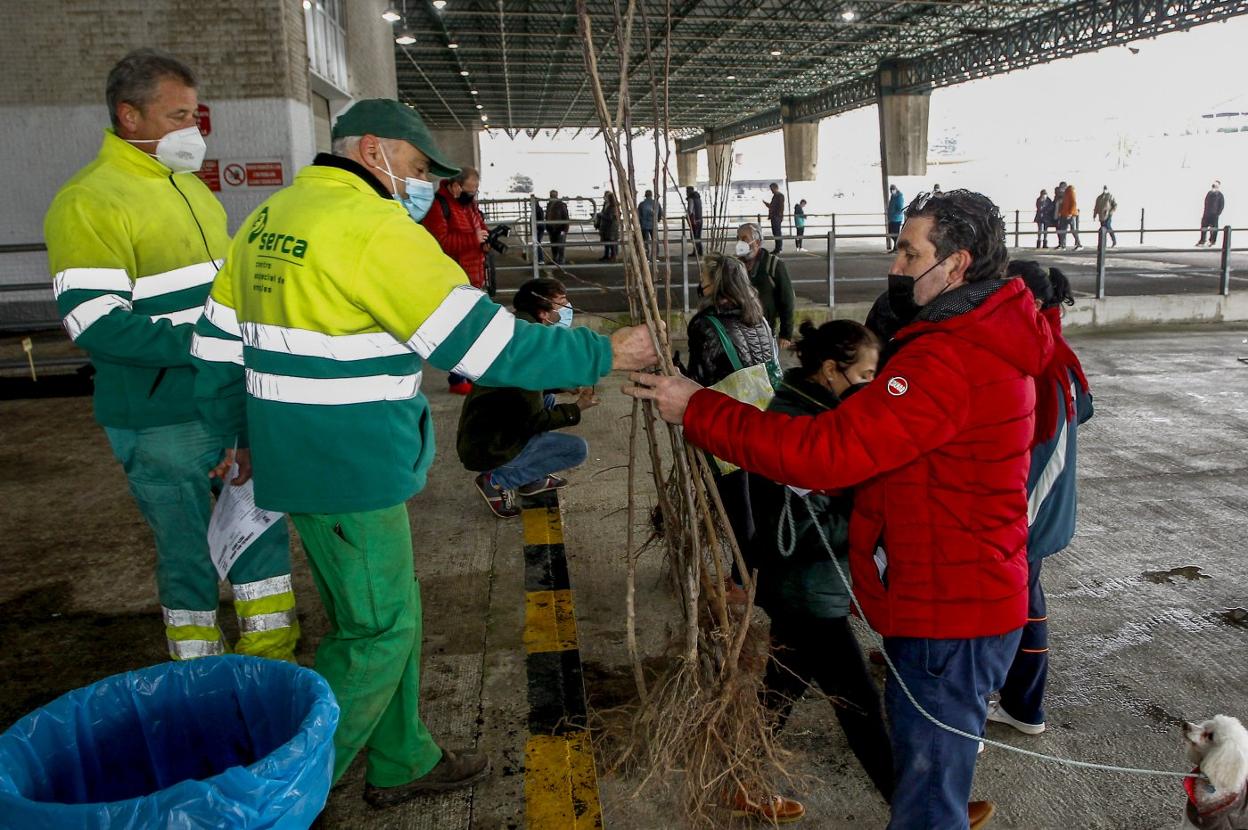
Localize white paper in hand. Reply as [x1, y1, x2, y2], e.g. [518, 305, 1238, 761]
[208, 462, 285, 580]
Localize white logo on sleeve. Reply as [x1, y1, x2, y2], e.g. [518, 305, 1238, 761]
[887, 376, 909, 397]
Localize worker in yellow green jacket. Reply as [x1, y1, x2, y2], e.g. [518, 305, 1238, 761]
[42, 49, 298, 662]
[191, 98, 659, 807]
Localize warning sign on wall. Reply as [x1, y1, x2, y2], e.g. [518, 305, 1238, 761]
[222, 163, 246, 187]
[195, 159, 221, 192]
[245, 162, 284, 187]
[195, 103, 212, 136]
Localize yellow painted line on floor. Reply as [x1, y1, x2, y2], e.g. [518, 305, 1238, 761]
[523, 505, 564, 545]
[524, 733, 603, 829]
[524, 589, 579, 654]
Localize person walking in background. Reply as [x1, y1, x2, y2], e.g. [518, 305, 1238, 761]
[736, 222, 796, 350]
[887, 184, 905, 251]
[638, 189, 662, 257]
[1056, 181, 1082, 250]
[793, 199, 808, 249]
[686, 185, 704, 257]
[1198, 180, 1225, 247]
[1034, 189, 1054, 249]
[764, 182, 785, 253]
[597, 191, 620, 262]
[545, 189, 569, 264]
[1093, 186, 1118, 247]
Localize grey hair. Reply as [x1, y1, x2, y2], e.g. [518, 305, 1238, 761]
[452, 166, 479, 185]
[737, 222, 763, 244]
[704, 255, 764, 326]
[106, 49, 197, 129]
[331, 135, 362, 155]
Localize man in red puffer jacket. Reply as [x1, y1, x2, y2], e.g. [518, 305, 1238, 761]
[626, 189, 1054, 830]
[424, 166, 489, 394]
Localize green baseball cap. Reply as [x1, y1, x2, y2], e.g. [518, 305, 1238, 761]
[332, 99, 461, 179]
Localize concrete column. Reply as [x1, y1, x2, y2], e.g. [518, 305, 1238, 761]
[676, 150, 698, 187]
[876, 60, 930, 177]
[779, 97, 819, 183]
[706, 141, 734, 184]
[429, 128, 482, 173]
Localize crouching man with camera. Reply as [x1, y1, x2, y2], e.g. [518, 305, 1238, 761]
[423, 164, 494, 394]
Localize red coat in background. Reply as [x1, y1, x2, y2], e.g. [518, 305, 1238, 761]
[422, 182, 488, 288]
[683, 278, 1054, 640]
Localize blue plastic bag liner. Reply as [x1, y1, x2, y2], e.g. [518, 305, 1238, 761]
[0, 655, 338, 829]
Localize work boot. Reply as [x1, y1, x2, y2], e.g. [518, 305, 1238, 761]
[475, 474, 519, 519]
[516, 474, 568, 496]
[363, 748, 491, 808]
[729, 790, 806, 824]
[969, 800, 996, 829]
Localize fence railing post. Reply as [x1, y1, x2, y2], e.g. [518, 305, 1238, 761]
[1139, 207, 1145, 246]
[1096, 224, 1107, 299]
[827, 229, 836, 309]
[681, 220, 690, 314]
[529, 204, 540, 280]
[1014, 210, 1020, 248]
[1220, 226, 1232, 296]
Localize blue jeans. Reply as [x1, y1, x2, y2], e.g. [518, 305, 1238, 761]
[998, 558, 1048, 726]
[488, 431, 588, 490]
[884, 629, 1023, 830]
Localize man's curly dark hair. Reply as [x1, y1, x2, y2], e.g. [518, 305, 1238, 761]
[904, 189, 1008, 284]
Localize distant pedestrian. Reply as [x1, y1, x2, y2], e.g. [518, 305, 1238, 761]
[887, 185, 905, 251]
[546, 190, 569, 264]
[1092, 186, 1117, 247]
[1034, 190, 1054, 249]
[638, 190, 662, 257]
[794, 199, 808, 249]
[1056, 181, 1082, 250]
[764, 182, 785, 253]
[596, 191, 620, 261]
[1198, 180, 1225, 247]
[531, 194, 546, 264]
[686, 186, 704, 257]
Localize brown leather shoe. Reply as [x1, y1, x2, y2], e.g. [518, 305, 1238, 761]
[729, 790, 806, 823]
[969, 800, 996, 829]
[363, 748, 491, 808]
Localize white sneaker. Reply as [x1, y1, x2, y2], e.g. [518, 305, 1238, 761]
[986, 700, 1046, 735]
[977, 741, 985, 755]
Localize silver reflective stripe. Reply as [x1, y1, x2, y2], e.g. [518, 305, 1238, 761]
[63, 293, 132, 339]
[1027, 383, 1074, 526]
[131, 260, 221, 301]
[245, 369, 422, 405]
[406, 285, 485, 357]
[238, 609, 296, 633]
[162, 607, 219, 628]
[191, 332, 244, 365]
[151, 307, 203, 326]
[203, 296, 242, 336]
[53, 267, 131, 298]
[168, 637, 225, 659]
[452, 306, 515, 380]
[233, 574, 293, 602]
[241, 321, 409, 361]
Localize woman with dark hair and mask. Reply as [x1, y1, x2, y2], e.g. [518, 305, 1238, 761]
[746, 319, 896, 807]
[684, 254, 778, 550]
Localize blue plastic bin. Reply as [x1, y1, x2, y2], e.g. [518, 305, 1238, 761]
[0, 655, 338, 829]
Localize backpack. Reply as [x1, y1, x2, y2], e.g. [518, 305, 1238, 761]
[433, 193, 453, 222]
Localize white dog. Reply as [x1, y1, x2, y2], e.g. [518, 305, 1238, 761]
[1182, 715, 1248, 829]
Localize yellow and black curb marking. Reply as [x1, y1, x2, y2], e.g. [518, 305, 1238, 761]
[520, 489, 603, 829]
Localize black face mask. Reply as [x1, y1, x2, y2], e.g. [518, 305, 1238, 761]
[886, 253, 952, 324]
[840, 380, 870, 400]
[457, 192, 476, 205]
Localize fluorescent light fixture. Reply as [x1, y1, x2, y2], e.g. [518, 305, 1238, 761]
[433, 0, 447, 8]
[476, 104, 484, 109]
[460, 70, 470, 76]
[447, 41, 459, 49]
[481, 114, 488, 121]
[841, 9, 856, 20]
[395, 31, 416, 45]
[470, 90, 479, 95]
[382, 7, 401, 21]
[770, 49, 782, 56]
[726, 74, 736, 80]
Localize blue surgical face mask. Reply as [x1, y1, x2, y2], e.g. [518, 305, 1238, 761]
[374, 143, 435, 222]
[556, 303, 574, 327]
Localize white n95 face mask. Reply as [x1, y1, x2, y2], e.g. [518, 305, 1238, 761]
[127, 126, 207, 173]
[734, 240, 752, 258]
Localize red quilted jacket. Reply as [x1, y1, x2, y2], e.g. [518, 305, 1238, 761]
[684, 278, 1054, 638]
[422, 183, 487, 288]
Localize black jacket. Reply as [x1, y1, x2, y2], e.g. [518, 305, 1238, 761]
[456, 312, 581, 471]
[747, 249, 796, 340]
[1034, 196, 1054, 225]
[687, 192, 703, 227]
[1204, 189, 1225, 219]
[685, 306, 776, 387]
[747, 368, 854, 619]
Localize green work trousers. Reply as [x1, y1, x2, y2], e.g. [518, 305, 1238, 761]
[105, 419, 298, 661]
[290, 504, 443, 786]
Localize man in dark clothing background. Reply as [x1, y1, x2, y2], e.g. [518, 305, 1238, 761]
[686, 185, 704, 256]
[1198, 180, 1225, 246]
[736, 222, 795, 349]
[764, 182, 785, 253]
[546, 190, 569, 263]
[530, 193, 546, 264]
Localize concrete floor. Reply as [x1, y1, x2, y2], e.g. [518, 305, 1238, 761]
[2, 323, 1247, 828]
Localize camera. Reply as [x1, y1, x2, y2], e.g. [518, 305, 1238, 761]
[486, 224, 510, 254]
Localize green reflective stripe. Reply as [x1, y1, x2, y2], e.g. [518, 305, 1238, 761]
[242, 321, 410, 361]
[246, 369, 422, 405]
[406, 284, 486, 356]
[191, 332, 243, 364]
[426, 294, 503, 370]
[62, 294, 131, 339]
[450, 305, 514, 380]
[241, 346, 420, 380]
[234, 590, 296, 619]
[204, 295, 241, 337]
[132, 283, 214, 318]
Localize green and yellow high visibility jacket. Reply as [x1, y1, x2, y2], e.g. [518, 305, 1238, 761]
[192, 154, 613, 514]
[44, 129, 228, 428]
